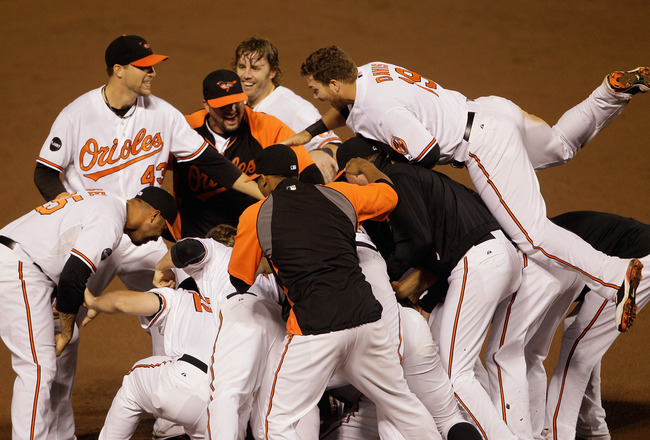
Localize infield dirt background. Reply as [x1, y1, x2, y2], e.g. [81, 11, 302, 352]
[1, 1, 649, 438]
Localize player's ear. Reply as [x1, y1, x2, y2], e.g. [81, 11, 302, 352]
[329, 79, 340, 93]
[202, 100, 211, 113]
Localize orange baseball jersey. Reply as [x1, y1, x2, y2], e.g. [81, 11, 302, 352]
[36, 88, 211, 199]
[228, 178, 397, 336]
[174, 106, 318, 235]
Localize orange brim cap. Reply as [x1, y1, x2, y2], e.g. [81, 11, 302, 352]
[131, 54, 169, 67]
[245, 173, 261, 183]
[206, 92, 248, 108]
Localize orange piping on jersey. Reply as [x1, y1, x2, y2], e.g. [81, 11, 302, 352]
[455, 393, 489, 440]
[36, 157, 64, 172]
[71, 249, 97, 272]
[492, 291, 518, 423]
[314, 136, 341, 150]
[265, 334, 294, 440]
[551, 298, 608, 440]
[171, 140, 210, 163]
[414, 138, 438, 162]
[146, 293, 168, 329]
[447, 257, 468, 378]
[126, 359, 172, 375]
[468, 152, 620, 291]
[19, 262, 41, 440]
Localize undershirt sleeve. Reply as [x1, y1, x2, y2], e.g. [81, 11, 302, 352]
[56, 254, 93, 314]
[34, 163, 67, 201]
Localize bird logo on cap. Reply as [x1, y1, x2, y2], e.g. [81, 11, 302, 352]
[217, 81, 237, 91]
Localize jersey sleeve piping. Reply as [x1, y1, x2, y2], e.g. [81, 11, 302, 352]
[70, 248, 97, 272]
[36, 157, 64, 172]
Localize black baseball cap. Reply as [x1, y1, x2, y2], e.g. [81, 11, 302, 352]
[203, 69, 249, 108]
[105, 35, 168, 68]
[134, 187, 179, 240]
[245, 144, 299, 182]
[335, 137, 379, 180]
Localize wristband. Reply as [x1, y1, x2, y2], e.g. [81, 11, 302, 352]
[305, 119, 328, 137]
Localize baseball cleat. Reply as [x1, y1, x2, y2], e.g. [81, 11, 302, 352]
[615, 258, 643, 332]
[606, 67, 650, 94]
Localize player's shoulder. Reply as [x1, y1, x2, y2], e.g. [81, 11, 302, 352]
[58, 87, 103, 116]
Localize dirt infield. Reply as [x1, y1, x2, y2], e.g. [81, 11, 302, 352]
[1, 0, 649, 438]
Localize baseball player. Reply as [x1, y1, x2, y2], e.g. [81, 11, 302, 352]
[0, 186, 177, 440]
[152, 226, 286, 440]
[336, 136, 523, 439]
[511, 211, 650, 440]
[233, 37, 341, 182]
[84, 283, 214, 440]
[289, 46, 646, 332]
[33, 35, 263, 440]
[175, 69, 323, 237]
[228, 144, 441, 439]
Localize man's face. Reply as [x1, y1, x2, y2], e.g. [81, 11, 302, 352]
[123, 64, 156, 97]
[204, 101, 246, 134]
[306, 76, 345, 110]
[128, 211, 165, 246]
[236, 53, 276, 105]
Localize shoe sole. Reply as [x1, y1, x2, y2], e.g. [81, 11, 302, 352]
[608, 67, 650, 94]
[616, 259, 643, 332]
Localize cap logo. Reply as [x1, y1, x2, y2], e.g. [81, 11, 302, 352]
[290, 165, 297, 171]
[217, 81, 237, 91]
[140, 41, 151, 50]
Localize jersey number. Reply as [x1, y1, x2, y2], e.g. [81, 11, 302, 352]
[395, 68, 439, 96]
[35, 190, 106, 215]
[189, 290, 212, 313]
[140, 162, 168, 186]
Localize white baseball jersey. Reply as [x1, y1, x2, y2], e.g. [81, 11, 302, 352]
[37, 87, 209, 198]
[140, 286, 216, 367]
[178, 237, 282, 306]
[253, 85, 341, 151]
[346, 62, 467, 164]
[0, 189, 125, 282]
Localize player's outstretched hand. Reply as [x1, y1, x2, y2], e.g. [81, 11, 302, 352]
[309, 149, 338, 183]
[153, 268, 176, 288]
[281, 130, 313, 147]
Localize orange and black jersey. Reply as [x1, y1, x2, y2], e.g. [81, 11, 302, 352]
[173, 107, 323, 237]
[228, 178, 398, 336]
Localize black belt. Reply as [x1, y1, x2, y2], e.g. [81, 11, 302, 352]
[179, 354, 208, 373]
[452, 111, 475, 169]
[356, 241, 377, 252]
[0, 235, 17, 250]
[475, 231, 495, 245]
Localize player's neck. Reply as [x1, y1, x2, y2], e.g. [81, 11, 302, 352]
[248, 84, 276, 108]
[104, 82, 138, 110]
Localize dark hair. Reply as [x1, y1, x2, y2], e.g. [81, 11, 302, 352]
[233, 37, 282, 87]
[300, 46, 357, 85]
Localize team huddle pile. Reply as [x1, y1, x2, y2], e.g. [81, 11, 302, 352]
[0, 34, 647, 440]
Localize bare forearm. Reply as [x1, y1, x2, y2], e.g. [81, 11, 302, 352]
[88, 290, 160, 316]
[392, 267, 438, 300]
[232, 174, 264, 200]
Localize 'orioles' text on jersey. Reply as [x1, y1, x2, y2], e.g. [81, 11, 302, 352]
[228, 178, 397, 335]
[175, 106, 318, 235]
[36, 87, 215, 199]
[346, 62, 468, 165]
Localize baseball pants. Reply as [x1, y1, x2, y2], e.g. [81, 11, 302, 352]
[49, 235, 169, 440]
[98, 355, 209, 440]
[0, 245, 57, 440]
[485, 258, 582, 439]
[463, 85, 633, 304]
[206, 294, 285, 440]
[429, 230, 522, 440]
[324, 305, 467, 440]
[545, 254, 650, 440]
[261, 319, 439, 440]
